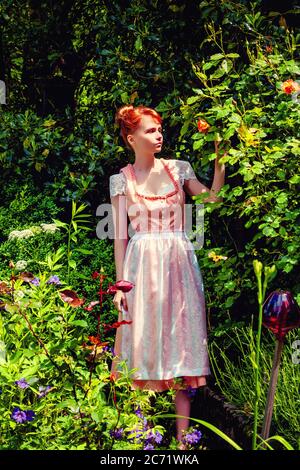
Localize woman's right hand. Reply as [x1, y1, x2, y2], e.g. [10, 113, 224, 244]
[113, 290, 128, 315]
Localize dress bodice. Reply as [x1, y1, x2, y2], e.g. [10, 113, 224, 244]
[109, 158, 198, 234]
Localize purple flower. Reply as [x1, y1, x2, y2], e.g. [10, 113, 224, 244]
[182, 429, 202, 446]
[15, 378, 29, 389]
[11, 407, 27, 423]
[134, 406, 143, 419]
[145, 429, 163, 445]
[47, 275, 61, 285]
[30, 277, 40, 286]
[102, 346, 115, 356]
[25, 410, 35, 421]
[11, 407, 35, 423]
[38, 385, 52, 398]
[153, 430, 163, 444]
[144, 443, 154, 450]
[110, 428, 124, 440]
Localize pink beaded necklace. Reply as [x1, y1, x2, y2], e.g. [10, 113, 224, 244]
[129, 158, 180, 201]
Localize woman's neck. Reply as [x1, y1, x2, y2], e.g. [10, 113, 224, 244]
[133, 154, 157, 172]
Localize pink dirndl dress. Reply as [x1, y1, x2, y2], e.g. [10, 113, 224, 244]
[109, 157, 211, 392]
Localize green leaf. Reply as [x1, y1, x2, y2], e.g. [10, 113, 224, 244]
[186, 95, 201, 105]
[91, 409, 104, 423]
[134, 36, 142, 51]
[262, 226, 277, 237]
[75, 248, 93, 255]
[69, 320, 88, 328]
[69, 260, 77, 269]
[289, 175, 300, 184]
[257, 435, 294, 450]
[51, 218, 67, 228]
[210, 53, 224, 61]
[56, 400, 79, 412]
[193, 139, 203, 150]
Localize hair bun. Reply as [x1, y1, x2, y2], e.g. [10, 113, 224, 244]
[115, 104, 134, 127]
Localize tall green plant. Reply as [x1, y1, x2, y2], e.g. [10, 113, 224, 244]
[52, 201, 93, 283]
[252, 260, 277, 449]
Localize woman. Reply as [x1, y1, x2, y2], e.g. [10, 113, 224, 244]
[109, 104, 225, 449]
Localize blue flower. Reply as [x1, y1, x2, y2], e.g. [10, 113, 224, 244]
[11, 407, 27, 423]
[134, 406, 143, 419]
[153, 430, 163, 444]
[145, 429, 163, 445]
[110, 428, 124, 440]
[144, 443, 154, 450]
[47, 275, 61, 285]
[15, 378, 29, 389]
[30, 277, 40, 286]
[11, 407, 35, 423]
[103, 346, 115, 356]
[182, 429, 202, 446]
[25, 410, 35, 422]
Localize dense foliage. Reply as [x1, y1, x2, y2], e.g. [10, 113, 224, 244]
[0, 0, 299, 450]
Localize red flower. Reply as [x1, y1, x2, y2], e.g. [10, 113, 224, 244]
[59, 289, 85, 307]
[107, 280, 135, 294]
[88, 335, 102, 346]
[111, 320, 133, 328]
[281, 79, 300, 94]
[197, 119, 210, 134]
[103, 320, 133, 332]
[110, 372, 116, 383]
[91, 271, 99, 279]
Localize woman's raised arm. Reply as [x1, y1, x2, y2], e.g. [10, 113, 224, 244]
[184, 141, 226, 202]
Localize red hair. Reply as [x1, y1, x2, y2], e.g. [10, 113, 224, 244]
[115, 104, 163, 151]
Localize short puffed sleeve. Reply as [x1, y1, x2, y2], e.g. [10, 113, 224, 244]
[177, 160, 197, 186]
[109, 173, 126, 197]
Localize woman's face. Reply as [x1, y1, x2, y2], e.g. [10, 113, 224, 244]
[127, 114, 163, 154]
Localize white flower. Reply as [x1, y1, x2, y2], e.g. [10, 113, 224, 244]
[15, 260, 28, 271]
[8, 230, 34, 240]
[8, 231, 20, 240]
[19, 230, 35, 239]
[40, 223, 59, 233]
